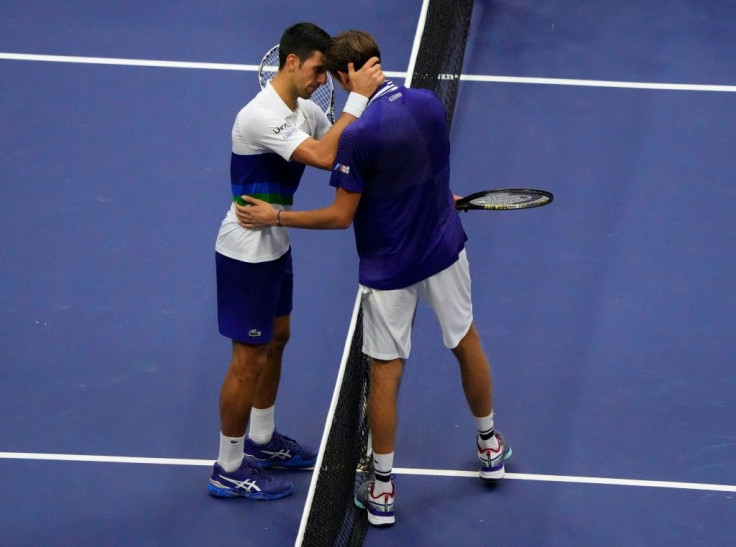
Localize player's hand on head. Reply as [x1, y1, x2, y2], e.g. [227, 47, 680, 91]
[349, 57, 384, 97]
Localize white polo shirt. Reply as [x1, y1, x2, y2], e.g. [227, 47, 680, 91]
[216, 82, 331, 263]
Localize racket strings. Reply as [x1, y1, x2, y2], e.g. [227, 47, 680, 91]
[258, 48, 280, 89]
[309, 75, 335, 118]
[470, 191, 550, 207]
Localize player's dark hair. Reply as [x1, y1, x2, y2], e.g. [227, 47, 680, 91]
[279, 22, 331, 68]
[326, 30, 381, 75]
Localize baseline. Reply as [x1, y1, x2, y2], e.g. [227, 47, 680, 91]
[2, 452, 733, 493]
[2, 52, 734, 92]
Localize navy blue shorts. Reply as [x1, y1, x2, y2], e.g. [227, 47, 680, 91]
[216, 250, 293, 344]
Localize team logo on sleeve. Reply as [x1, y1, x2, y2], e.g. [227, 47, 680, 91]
[334, 163, 351, 175]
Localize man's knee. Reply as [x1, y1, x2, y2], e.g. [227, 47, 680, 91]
[232, 340, 270, 370]
[452, 322, 479, 353]
[271, 315, 291, 349]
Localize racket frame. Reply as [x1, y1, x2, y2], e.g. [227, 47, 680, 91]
[455, 188, 554, 211]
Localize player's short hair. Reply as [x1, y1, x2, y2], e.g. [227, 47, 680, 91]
[278, 22, 331, 69]
[326, 30, 381, 75]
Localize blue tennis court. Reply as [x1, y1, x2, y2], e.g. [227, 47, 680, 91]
[2, 1, 735, 545]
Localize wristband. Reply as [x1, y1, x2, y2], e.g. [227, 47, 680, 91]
[276, 209, 283, 227]
[343, 92, 368, 118]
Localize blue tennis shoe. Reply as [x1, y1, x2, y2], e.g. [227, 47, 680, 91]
[208, 460, 293, 500]
[244, 431, 318, 469]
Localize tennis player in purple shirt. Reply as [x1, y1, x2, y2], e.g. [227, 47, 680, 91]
[238, 30, 511, 527]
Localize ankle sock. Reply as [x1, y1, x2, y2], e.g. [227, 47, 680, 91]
[372, 451, 394, 496]
[475, 411, 500, 450]
[248, 406, 275, 445]
[218, 433, 244, 472]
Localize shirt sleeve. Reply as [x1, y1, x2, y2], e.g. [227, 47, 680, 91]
[329, 126, 365, 193]
[234, 104, 310, 161]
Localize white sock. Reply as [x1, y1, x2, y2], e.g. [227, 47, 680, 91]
[372, 451, 394, 496]
[248, 406, 275, 445]
[217, 433, 244, 472]
[475, 411, 499, 450]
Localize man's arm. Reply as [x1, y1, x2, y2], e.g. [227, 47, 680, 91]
[290, 58, 383, 170]
[236, 188, 360, 230]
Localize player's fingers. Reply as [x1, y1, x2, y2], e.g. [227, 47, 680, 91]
[363, 56, 380, 69]
[348, 57, 381, 76]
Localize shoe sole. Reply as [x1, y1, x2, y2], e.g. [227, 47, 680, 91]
[245, 457, 317, 470]
[207, 482, 293, 500]
[354, 495, 367, 511]
[355, 494, 395, 526]
[367, 512, 395, 527]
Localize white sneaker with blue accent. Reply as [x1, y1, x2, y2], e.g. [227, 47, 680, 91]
[477, 431, 512, 480]
[354, 480, 395, 527]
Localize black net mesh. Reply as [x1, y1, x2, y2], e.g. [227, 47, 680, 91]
[300, 308, 372, 546]
[409, 0, 474, 130]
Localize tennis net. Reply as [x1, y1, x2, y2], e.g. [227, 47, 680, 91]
[408, 0, 474, 130]
[296, 294, 372, 546]
[296, 1, 475, 545]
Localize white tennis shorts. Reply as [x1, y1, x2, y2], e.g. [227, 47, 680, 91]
[361, 249, 473, 360]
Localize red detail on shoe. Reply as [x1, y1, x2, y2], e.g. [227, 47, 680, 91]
[477, 435, 502, 455]
[369, 483, 395, 510]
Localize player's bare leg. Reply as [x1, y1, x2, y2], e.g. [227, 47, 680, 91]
[451, 322, 492, 417]
[368, 357, 404, 454]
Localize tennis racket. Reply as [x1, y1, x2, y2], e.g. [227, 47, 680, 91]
[455, 188, 554, 211]
[258, 44, 336, 123]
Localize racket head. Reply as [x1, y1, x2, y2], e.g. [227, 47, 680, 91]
[257, 44, 335, 123]
[455, 188, 554, 211]
[257, 44, 280, 89]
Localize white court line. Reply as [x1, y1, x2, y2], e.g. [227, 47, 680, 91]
[404, 0, 431, 88]
[1, 452, 734, 493]
[394, 467, 736, 493]
[461, 73, 736, 93]
[0, 52, 258, 71]
[0, 451, 213, 466]
[1, 52, 734, 92]
[0, 52, 405, 79]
